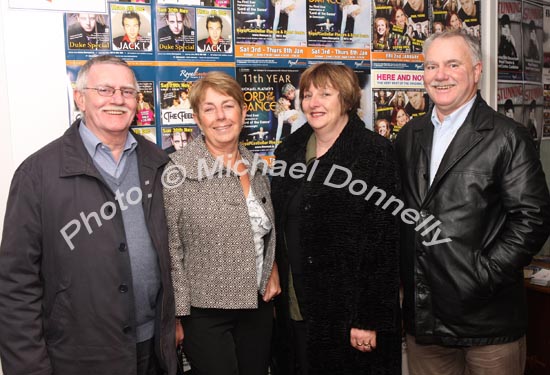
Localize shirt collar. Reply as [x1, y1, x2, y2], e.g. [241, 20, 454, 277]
[122, 34, 142, 43]
[205, 37, 223, 45]
[78, 119, 137, 159]
[431, 95, 476, 128]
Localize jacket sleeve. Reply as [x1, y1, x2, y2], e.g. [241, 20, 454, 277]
[0, 166, 53, 375]
[162, 160, 191, 316]
[475, 124, 550, 294]
[352, 141, 401, 334]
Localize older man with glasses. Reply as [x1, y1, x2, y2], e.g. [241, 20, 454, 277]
[0, 55, 177, 375]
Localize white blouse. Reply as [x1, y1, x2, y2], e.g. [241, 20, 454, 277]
[245, 187, 273, 289]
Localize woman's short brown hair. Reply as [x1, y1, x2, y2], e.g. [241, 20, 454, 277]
[188, 71, 245, 113]
[298, 63, 361, 115]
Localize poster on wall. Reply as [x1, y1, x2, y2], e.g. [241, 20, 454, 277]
[545, 6, 550, 77]
[339, 0, 371, 49]
[431, 0, 449, 27]
[62, 0, 381, 148]
[134, 81, 156, 127]
[237, 67, 305, 155]
[522, 1, 543, 83]
[65, 12, 112, 61]
[403, 0, 429, 53]
[544, 6, 550, 139]
[156, 65, 234, 129]
[357, 69, 372, 130]
[234, 0, 274, 45]
[371, 61, 425, 140]
[307, 0, 340, 47]
[496, 81, 523, 124]
[160, 126, 201, 153]
[111, 3, 154, 55]
[132, 127, 158, 144]
[196, 7, 234, 55]
[371, 88, 427, 140]
[234, 0, 309, 47]
[497, 0, 522, 81]
[66, 13, 111, 52]
[544, 83, 550, 139]
[372, 0, 426, 53]
[523, 83, 543, 150]
[456, 0, 480, 38]
[155, 5, 197, 60]
[159, 81, 195, 126]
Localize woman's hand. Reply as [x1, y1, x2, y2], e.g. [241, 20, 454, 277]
[175, 319, 184, 347]
[262, 261, 281, 302]
[350, 328, 376, 352]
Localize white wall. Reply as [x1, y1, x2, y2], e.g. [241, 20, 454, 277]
[0, 5, 69, 371]
[0, 3, 69, 238]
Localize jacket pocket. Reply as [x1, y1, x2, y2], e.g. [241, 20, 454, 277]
[44, 277, 72, 343]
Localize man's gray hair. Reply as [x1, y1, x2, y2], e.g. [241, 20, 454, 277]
[423, 30, 482, 65]
[75, 55, 138, 91]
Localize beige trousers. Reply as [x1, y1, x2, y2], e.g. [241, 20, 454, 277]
[406, 334, 526, 375]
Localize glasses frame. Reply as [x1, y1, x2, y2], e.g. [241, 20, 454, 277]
[83, 86, 138, 99]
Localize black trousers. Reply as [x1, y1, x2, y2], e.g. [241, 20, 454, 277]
[291, 319, 309, 375]
[137, 338, 162, 375]
[182, 299, 273, 375]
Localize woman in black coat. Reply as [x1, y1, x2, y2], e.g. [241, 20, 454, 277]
[271, 63, 401, 375]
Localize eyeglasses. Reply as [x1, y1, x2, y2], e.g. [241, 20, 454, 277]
[83, 86, 138, 98]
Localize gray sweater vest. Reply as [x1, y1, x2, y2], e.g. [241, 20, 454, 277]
[97, 152, 161, 343]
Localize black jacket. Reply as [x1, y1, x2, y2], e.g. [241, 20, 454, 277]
[271, 115, 401, 375]
[0, 121, 176, 375]
[395, 94, 550, 346]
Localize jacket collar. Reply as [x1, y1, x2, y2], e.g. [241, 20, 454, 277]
[416, 92, 489, 203]
[60, 119, 169, 179]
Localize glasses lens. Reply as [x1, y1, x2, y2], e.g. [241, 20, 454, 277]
[122, 89, 137, 98]
[88, 87, 136, 98]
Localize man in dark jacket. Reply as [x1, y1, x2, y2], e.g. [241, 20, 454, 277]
[0, 55, 176, 375]
[395, 30, 550, 375]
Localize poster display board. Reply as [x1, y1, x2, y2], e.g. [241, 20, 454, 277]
[64, 0, 489, 157]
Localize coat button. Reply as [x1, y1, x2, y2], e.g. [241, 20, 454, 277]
[119, 284, 129, 293]
[118, 243, 127, 252]
[304, 204, 311, 211]
[261, 197, 267, 203]
[306, 256, 313, 264]
[420, 210, 429, 219]
[122, 325, 131, 334]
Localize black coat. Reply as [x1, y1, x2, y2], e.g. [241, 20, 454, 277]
[0, 121, 177, 375]
[271, 115, 401, 375]
[395, 94, 550, 346]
